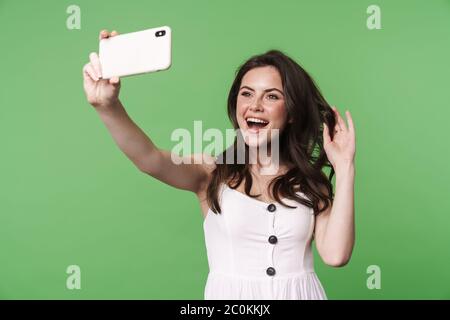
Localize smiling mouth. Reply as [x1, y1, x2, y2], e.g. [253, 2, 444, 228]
[246, 117, 269, 131]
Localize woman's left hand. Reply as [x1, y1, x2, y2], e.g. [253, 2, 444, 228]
[323, 106, 356, 171]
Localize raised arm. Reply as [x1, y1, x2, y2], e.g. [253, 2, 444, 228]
[314, 107, 356, 267]
[82, 30, 214, 194]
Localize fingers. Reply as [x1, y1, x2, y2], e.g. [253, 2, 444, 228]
[83, 62, 120, 87]
[99, 29, 109, 40]
[85, 30, 120, 83]
[89, 52, 102, 79]
[331, 106, 347, 132]
[323, 122, 331, 145]
[99, 29, 119, 39]
[83, 63, 99, 81]
[109, 76, 120, 85]
[345, 110, 355, 134]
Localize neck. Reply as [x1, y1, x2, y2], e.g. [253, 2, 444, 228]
[248, 145, 284, 176]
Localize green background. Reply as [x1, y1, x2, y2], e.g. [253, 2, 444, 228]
[1, 0, 449, 299]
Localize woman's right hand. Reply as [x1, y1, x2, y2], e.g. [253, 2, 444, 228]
[83, 30, 121, 109]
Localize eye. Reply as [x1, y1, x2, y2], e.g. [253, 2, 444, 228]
[241, 91, 251, 97]
[267, 94, 279, 100]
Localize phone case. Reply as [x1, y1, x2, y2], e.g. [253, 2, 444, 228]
[99, 26, 172, 79]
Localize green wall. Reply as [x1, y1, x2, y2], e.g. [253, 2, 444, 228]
[1, 0, 449, 299]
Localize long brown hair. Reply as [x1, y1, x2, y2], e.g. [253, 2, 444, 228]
[207, 50, 336, 215]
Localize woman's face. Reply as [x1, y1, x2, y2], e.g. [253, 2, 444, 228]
[236, 66, 289, 148]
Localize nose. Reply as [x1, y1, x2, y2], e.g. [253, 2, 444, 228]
[249, 95, 264, 112]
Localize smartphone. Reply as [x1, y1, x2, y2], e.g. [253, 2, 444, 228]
[99, 26, 172, 79]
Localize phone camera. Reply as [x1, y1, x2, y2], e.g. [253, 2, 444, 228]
[155, 30, 166, 37]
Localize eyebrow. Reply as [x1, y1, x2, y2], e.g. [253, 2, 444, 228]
[239, 86, 284, 96]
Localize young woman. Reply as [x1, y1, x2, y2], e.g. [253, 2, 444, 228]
[83, 30, 356, 300]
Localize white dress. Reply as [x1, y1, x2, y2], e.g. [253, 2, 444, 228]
[203, 183, 327, 300]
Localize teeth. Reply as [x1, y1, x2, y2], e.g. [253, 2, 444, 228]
[246, 117, 269, 124]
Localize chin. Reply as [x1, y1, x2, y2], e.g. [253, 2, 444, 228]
[238, 128, 278, 149]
